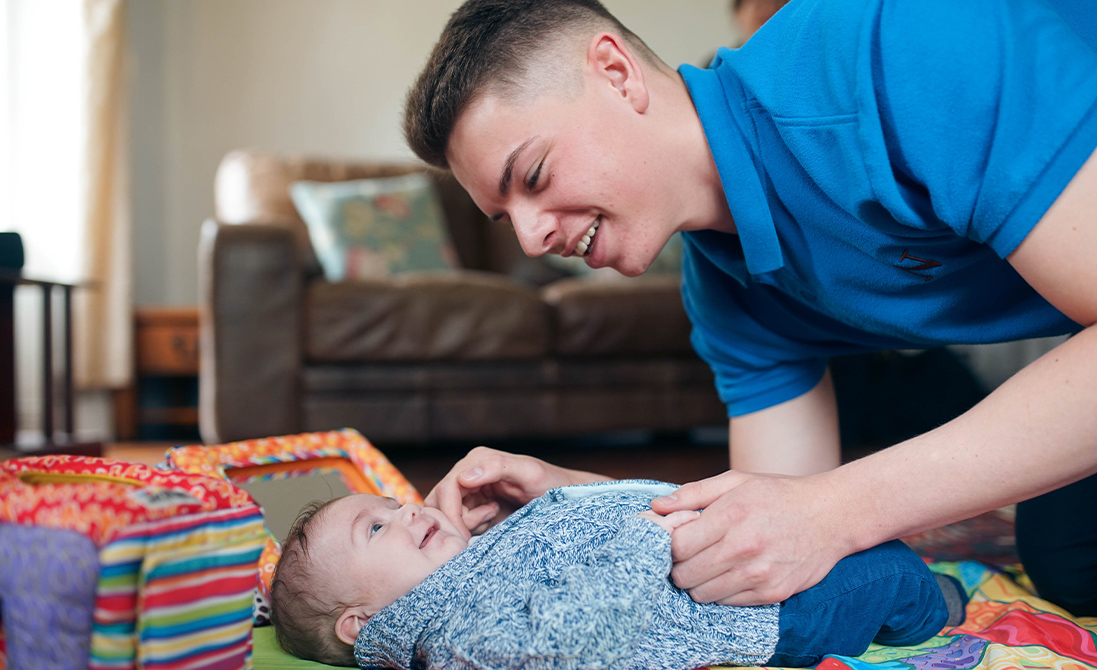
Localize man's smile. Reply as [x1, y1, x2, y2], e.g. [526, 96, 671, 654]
[574, 217, 601, 256]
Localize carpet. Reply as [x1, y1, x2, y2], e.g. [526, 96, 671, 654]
[901, 508, 1018, 567]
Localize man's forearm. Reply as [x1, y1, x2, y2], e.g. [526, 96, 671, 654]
[730, 369, 841, 475]
[828, 324, 1097, 555]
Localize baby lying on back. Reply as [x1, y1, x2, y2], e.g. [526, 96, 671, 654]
[270, 480, 964, 669]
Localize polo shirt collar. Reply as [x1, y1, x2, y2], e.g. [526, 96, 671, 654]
[680, 55, 784, 276]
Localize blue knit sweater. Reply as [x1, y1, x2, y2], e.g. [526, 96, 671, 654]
[354, 480, 779, 669]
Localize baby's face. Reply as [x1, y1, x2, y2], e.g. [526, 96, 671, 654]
[310, 494, 469, 614]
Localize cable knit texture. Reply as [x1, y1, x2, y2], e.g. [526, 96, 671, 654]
[355, 480, 779, 669]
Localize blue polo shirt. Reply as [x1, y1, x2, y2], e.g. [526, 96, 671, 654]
[679, 0, 1097, 417]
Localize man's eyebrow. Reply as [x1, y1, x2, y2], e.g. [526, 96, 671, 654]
[499, 137, 537, 197]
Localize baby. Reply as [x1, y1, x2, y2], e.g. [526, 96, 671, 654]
[270, 480, 964, 669]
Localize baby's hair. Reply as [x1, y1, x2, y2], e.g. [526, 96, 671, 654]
[269, 498, 357, 667]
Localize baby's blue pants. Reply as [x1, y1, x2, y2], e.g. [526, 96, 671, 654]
[767, 539, 948, 667]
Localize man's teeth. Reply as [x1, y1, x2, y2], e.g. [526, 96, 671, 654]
[575, 219, 601, 256]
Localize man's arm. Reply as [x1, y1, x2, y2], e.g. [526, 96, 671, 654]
[654, 149, 1097, 606]
[729, 369, 841, 475]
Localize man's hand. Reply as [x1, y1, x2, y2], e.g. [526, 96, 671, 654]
[651, 469, 848, 606]
[637, 509, 701, 535]
[424, 446, 610, 538]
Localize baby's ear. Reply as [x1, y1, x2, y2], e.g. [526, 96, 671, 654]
[335, 605, 372, 647]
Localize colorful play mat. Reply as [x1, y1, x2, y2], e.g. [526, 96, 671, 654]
[245, 559, 1097, 669]
[748, 561, 1097, 670]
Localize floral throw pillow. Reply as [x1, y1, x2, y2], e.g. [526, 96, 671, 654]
[290, 173, 457, 280]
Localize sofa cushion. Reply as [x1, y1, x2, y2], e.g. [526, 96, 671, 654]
[542, 275, 694, 356]
[291, 174, 458, 280]
[306, 271, 551, 362]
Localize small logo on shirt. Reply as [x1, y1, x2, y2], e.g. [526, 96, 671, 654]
[896, 249, 941, 282]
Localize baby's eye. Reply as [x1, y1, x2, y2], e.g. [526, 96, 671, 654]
[370, 523, 384, 536]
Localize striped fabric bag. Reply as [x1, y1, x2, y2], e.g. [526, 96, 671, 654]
[163, 427, 422, 624]
[0, 456, 266, 670]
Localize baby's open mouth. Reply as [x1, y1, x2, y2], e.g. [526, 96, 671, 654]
[420, 525, 437, 549]
[575, 218, 600, 256]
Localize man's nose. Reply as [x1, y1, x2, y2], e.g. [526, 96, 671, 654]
[511, 207, 559, 257]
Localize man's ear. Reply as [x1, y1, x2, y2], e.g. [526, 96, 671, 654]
[335, 605, 372, 647]
[587, 32, 650, 113]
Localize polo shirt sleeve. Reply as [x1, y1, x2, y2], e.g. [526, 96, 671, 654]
[682, 244, 828, 417]
[862, 0, 1097, 258]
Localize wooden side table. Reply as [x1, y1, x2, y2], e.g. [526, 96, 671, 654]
[114, 307, 200, 441]
[0, 271, 101, 456]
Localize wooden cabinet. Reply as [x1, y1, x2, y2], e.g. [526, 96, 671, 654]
[114, 307, 201, 441]
[136, 311, 200, 375]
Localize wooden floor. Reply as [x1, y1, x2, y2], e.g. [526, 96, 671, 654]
[104, 432, 735, 498]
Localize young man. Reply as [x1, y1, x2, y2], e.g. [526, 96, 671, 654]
[405, 0, 1097, 616]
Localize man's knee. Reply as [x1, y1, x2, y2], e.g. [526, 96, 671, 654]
[1016, 475, 1097, 617]
[1021, 559, 1097, 616]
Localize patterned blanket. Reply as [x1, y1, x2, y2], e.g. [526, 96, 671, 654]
[739, 561, 1097, 670]
[242, 559, 1097, 670]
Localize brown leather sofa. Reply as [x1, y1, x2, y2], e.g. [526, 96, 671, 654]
[199, 150, 726, 445]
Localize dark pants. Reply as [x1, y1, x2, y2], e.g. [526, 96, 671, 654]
[767, 540, 948, 667]
[1016, 472, 1097, 616]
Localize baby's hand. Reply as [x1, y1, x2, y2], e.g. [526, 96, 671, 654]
[638, 509, 701, 535]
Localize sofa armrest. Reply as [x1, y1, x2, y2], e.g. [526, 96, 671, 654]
[199, 219, 304, 443]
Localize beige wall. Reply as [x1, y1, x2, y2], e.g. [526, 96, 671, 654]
[129, 0, 735, 306]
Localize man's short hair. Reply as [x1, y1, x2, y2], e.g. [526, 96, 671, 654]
[269, 499, 355, 666]
[404, 0, 661, 169]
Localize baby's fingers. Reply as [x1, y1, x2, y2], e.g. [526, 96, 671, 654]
[663, 509, 702, 531]
[638, 509, 700, 534]
[463, 501, 500, 536]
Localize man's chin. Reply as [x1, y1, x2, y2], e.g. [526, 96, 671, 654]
[609, 259, 649, 278]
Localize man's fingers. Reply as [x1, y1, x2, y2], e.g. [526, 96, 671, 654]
[650, 470, 748, 513]
[424, 446, 582, 540]
[425, 478, 476, 539]
[714, 588, 786, 608]
[666, 497, 746, 565]
[670, 544, 790, 606]
[683, 569, 752, 605]
[433, 487, 492, 539]
[690, 566, 806, 607]
[458, 466, 486, 485]
[668, 527, 740, 590]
